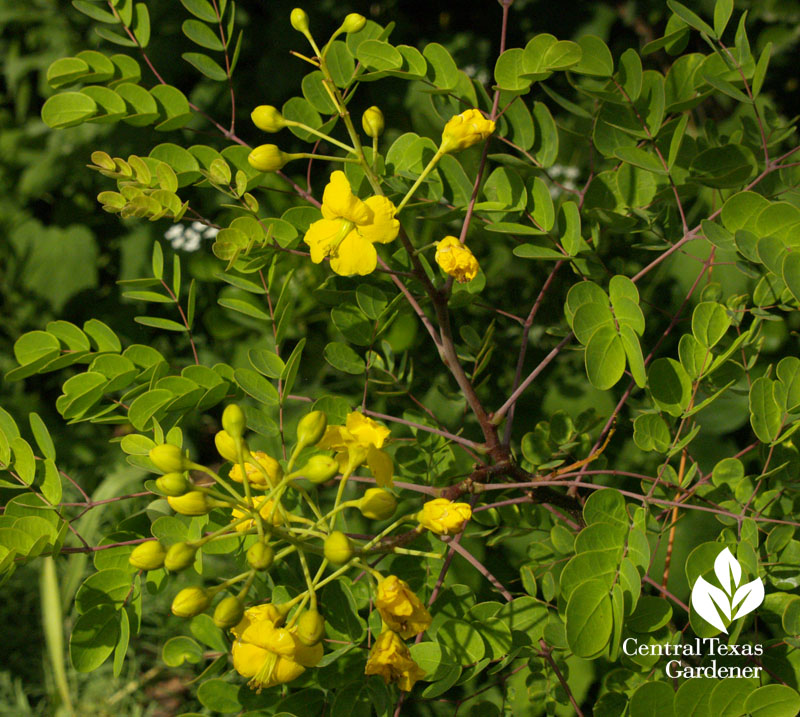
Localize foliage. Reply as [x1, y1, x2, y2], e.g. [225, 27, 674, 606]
[4, 0, 800, 715]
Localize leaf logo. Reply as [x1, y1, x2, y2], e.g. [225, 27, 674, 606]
[690, 547, 764, 633]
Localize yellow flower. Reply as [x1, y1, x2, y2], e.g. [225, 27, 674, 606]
[417, 498, 472, 535]
[364, 630, 426, 692]
[230, 451, 282, 489]
[375, 575, 431, 638]
[231, 604, 323, 692]
[232, 497, 283, 531]
[439, 109, 495, 154]
[434, 236, 479, 283]
[317, 411, 394, 486]
[303, 171, 399, 276]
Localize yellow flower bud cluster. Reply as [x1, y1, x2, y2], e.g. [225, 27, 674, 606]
[365, 576, 430, 691]
[434, 236, 480, 284]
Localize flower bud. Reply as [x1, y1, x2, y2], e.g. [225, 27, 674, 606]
[290, 8, 309, 33]
[164, 542, 197, 572]
[324, 531, 353, 564]
[295, 609, 325, 645]
[222, 404, 246, 440]
[171, 587, 211, 618]
[341, 13, 366, 33]
[358, 488, 397, 521]
[297, 411, 327, 448]
[440, 108, 496, 154]
[362, 106, 384, 138]
[155, 472, 191, 496]
[129, 541, 166, 571]
[215, 430, 240, 463]
[251, 105, 287, 133]
[213, 595, 245, 628]
[168, 491, 212, 516]
[246, 541, 275, 571]
[248, 144, 291, 173]
[294, 454, 340, 484]
[149, 444, 188, 473]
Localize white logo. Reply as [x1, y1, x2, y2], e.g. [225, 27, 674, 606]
[690, 547, 764, 633]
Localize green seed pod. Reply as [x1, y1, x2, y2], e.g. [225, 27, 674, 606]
[149, 444, 187, 473]
[164, 542, 197, 572]
[248, 144, 291, 173]
[297, 410, 327, 448]
[290, 8, 309, 33]
[222, 404, 247, 440]
[341, 13, 366, 33]
[295, 454, 340, 484]
[167, 491, 212, 516]
[358, 488, 397, 521]
[129, 541, 166, 571]
[213, 596, 245, 628]
[171, 587, 211, 618]
[295, 609, 325, 645]
[246, 541, 275, 571]
[362, 106, 385, 138]
[323, 531, 352, 564]
[155, 472, 191, 497]
[251, 105, 287, 133]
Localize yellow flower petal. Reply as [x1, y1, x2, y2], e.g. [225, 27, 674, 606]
[329, 231, 377, 276]
[346, 411, 390, 448]
[360, 196, 400, 245]
[322, 171, 370, 225]
[304, 218, 346, 264]
[231, 641, 269, 678]
[367, 446, 394, 488]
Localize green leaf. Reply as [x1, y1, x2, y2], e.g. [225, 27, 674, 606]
[583, 489, 627, 527]
[714, 0, 734, 37]
[749, 376, 783, 443]
[494, 48, 531, 92]
[326, 41, 355, 87]
[619, 48, 643, 100]
[668, 0, 716, 38]
[150, 85, 192, 131]
[781, 252, 800, 305]
[128, 389, 174, 431]
[29, 413, 55, 461]
[614, 146, 667, 174]
[180, 0, 218, 22]
[324, 342, 365, 375]
[134, 317, 187, 332]
[692, 302, 731, 348]
[436, 619, 486, 665]
[47, 57, 90, 89]
[633, 413, 671, 452]
[11, 438, 35, 485]
[357, 40, 402, 71]
[559, 201, 582, 255]
[249, 349, 285, 379]
[585, 325, 626, 390]
[70, 605, 120, 672]
[14, 331, 61, 366]
[234, 368, 279, 406]
[356, 285, 388, 320]
[649, 358, 692, 417]
[572, 35, 614, 76]
[182, 19, 223, 51]
[196, 679, 243, 713]
[691, 145, 756, 188]
[627, 596, 673, 632]
[531, 102, 558, 167]
[752, 42, 772, 98]
[183, 51, 228, 80]
[423, 43, 459, 89]
[530, 177, 554, 231]
[744, 685, 800, 717]
[132, 3, 151, 47]
[565, 579, 613, 657]
[710, 679, 758, 717]
[630, 681, 675, 717]
[116, 82, 159, 125]
[41, 92, 97, 128]
[162, 636, 203, 666]
[701, 72, 751, 103]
